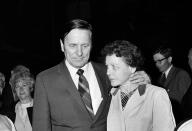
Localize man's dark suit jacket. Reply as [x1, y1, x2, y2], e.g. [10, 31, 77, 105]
[160, 66, 191, 103]
[158, 66, 191, 124]
[32, 61, 112, 131]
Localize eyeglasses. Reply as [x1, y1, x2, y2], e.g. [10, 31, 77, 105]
[154, 57, 168, 64]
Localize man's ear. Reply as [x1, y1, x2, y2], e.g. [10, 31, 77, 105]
[60, 39, 64, 52]
[168, 56, 172, 63]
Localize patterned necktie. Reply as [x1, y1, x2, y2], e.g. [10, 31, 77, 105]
[77, 69, 94, 118]
[121, 88, 137, 110]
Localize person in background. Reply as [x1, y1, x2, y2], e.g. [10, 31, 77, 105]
[32, 19, 150, 131]
[1, 65, 31, 122]
[9, 65, 31, 102]
[188, 48, 192, 71]
[0, 114, 16, 131]
[153, 45, 191, 124]
[0, 72, 5, 95]
[12, 71, 34, 131]
[0, 72, 5, 110]
[181, 48, 192, 120]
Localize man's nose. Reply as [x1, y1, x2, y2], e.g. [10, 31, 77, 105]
[77, 46, 83, 56]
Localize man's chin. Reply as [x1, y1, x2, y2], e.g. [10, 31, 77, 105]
[71, 62, 87, 68]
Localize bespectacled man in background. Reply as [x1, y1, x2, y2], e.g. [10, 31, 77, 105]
[153, 45, 191, 124]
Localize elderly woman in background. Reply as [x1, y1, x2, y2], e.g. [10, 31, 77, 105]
[12, 71, 34, 131]
[1, 65, 31, 122]
[102, 40, 176, 131]
[9, 65, 31, 102]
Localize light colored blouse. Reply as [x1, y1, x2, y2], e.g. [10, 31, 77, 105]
[14, 100, 33, 131]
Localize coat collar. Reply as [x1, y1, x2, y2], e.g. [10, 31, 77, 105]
[111, 84, 147, 116]
[124, 85, 146, 114]
[111, 84, 146, 97]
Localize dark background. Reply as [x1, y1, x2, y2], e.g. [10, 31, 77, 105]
[0, 0, 190, 82]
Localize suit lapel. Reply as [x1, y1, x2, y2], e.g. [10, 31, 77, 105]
[165, 66, 176, 89]
[91, 62, 110, 121]
[57, 61, 110, 121]
[58, 62, 90, 116]
[91, 62, 105, 120]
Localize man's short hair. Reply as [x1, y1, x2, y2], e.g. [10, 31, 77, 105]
[153, 45, 172, 58]
[61, 19, 92, 41]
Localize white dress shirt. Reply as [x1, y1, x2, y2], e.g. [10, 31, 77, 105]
[65, 60, 103, 115]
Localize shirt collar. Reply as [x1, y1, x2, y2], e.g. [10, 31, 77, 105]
[164, 65, 173, 78]
[65, 60, 90, 77]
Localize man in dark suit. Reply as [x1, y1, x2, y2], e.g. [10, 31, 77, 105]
[32, 19, 150, 131]
[181, 48, 192, 120]
[153, 45, 191, 124]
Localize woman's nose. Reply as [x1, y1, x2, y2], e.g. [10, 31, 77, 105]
[107, 68, 112, 76]
[19, 87, 25, 91]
